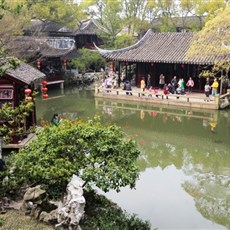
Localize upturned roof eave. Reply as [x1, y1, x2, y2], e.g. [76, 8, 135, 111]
[94, 29, 152, 55]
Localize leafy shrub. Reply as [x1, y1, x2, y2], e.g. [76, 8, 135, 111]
[81, 190, 151, 230]
[2, 118, 140, 199]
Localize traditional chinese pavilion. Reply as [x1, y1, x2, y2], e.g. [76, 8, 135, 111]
[96, 29, 229, 91]
[74, 18, 104, 49]
[7, 18, 105, 84]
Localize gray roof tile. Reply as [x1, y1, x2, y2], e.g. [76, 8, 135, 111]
[6, 62, 45, 85]
[96, 30, 226, 65]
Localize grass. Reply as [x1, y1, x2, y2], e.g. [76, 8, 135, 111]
[0, 210, 54, 230]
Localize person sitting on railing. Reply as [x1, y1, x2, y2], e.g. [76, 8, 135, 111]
[168, 83, 173, 94]
[176, 84, 182, 95]
[148, 87, 159, 97]
[163, 84, 169, 95]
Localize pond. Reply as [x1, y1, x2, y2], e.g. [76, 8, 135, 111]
[36, 87, 230, 230]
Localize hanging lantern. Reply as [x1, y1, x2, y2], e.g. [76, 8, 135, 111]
[42, 87, 48, 93]
[42, 94, 49, 99]
[25, 88, 32, 96]
[181, 64, 185, 68]
[41, 80, 48, 99]
[151, 62, 154, 66]
[37, 59, 41, 69]
[42, 80, 48, 86]
[125, 61, 128, 66]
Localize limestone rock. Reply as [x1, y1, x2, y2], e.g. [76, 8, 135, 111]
[23, 185, 46, 203]
[55, 175, 85, 229]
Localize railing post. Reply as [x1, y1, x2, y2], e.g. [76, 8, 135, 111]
[214, 94, 220, 110]
[95, 84, 99, 94]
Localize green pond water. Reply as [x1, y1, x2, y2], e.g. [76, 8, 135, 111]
[36, 87, 230, 229]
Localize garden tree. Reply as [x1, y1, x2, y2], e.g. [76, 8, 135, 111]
[147, 0, 179, 32]
[187, 5, 230, 84]
[178, 0, 198, 31]
[0, 1, 21, 74]
[145, 0, 160, 23]
[2, 119, 140, 198]
[0, 0, 30, 42]
[25, 0, 86, 28]
[99, 0, 123, 47]
[180, 0, 226, 30]
[71, 48, 106, 72]
[192, 0, 227, 22]
[114, 34, 137, 49]
[87, 0, 123, 48]
[0, 0, 36, 60]
[122, 0, 150, 35]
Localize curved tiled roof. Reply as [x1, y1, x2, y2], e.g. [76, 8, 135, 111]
[9, 36, 75, 59]
[75, 18, 108, 35]
[96, 30, 224, 65]
[24, 19, 74, 33]
[6, 62, 45, 85]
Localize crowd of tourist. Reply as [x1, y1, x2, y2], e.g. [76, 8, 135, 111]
[99, 71, 222, 100]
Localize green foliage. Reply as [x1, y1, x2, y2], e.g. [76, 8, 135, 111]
[25, 0, 86, 28]
[0, 216, 4, 227]
[82, 206, 151, 230]
[71, 48, 106, 73]
[114, 34, 137, 49]
[188, 5, 230, 58]
[0, 101, 34, 143]
[199, 60, 230, 81]
[0, 52, 20, 76]
[187, 5, 230, 80]
[4, 118, 140, 198]
[81, 190, 151, 230]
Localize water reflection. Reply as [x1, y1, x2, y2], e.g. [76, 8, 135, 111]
[36, 88, 230, 229]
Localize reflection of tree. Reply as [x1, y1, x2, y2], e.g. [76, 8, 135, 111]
[128, 125, 230, 228]
[183, 171, 230, 229]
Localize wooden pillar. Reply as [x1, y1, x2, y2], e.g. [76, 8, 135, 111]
[118, 62, 121, 87]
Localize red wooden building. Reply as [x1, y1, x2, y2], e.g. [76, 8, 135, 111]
[0, 62, 45, 143]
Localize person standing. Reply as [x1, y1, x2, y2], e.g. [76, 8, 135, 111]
[171, 76, 177, 94]
[204, 82, 211, 101]
[159, 74, 165, 89]
[140, 78, 146, 92]
[211, 78, 219, 96]
[146, 74, 151, 89]
[179, 78, 185, 94]
[186, 77, 194, 93]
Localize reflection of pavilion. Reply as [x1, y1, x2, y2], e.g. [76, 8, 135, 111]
[95, 97, 216, 122]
